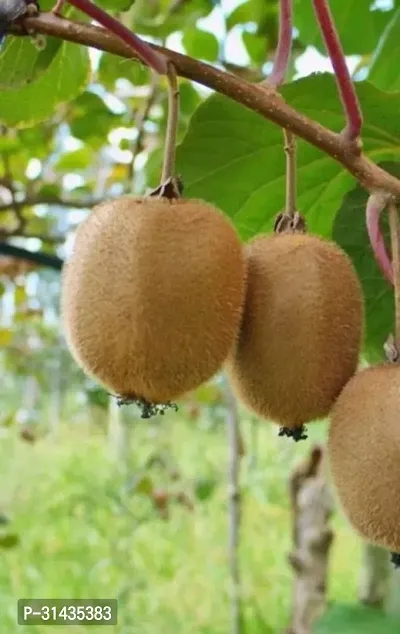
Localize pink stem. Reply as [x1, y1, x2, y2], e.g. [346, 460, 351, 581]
[66, 0, 167, 75]
[269, 0, 293, 87]
[366, 192, 393, 285]
[312, 0, 362, 142]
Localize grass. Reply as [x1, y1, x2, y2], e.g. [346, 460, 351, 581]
[0, 407, 362, 634]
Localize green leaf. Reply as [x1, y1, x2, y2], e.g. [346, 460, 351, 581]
[313, 603, 400, 634]
[35, 183, 62, 200]
[98, 53, 149, 89]
[332, 163, 400, 362]
[0, 36, 61, 90]
[14, 285, 26, 306]
[85, 387, 109, 410]
[0, 533, 20, 549]
[133, 475, 153, 496]
[0, 41, 90, 128]
[369, 9, 400, 92]
[94, 0, 135, 9]
[0, 328, 13, 345]
[294, 0, 395, 55]
[226, 0, 276, 33]
[0, 135, 21, 155]
[179, 82, 202, 117]
[227, 1, 256, 30]
[242, 31, 266, 65]
[182, 28, 219, 62]
[55, 148, 94, 172]
[132, 0, 215, 38]
[194, 478, 217, 502]
[69, 92, 120, 146]
[176, 75, 400, 240]
[145, 146, 164, 189]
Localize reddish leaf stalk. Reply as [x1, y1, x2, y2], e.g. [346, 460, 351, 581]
[269, 0, 293, 87]
[366, 191, 393, 285]
[66, 0, 167, 74]
[312, 0, 362, 143]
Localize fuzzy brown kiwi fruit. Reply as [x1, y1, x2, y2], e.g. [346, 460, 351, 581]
[226, 232, 363, 429]
[61, 196, 246, 403]
[328, 364, 400, 552]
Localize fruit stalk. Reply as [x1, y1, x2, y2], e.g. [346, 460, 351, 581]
[312, 0, 363, 145]
[388, 201, 400, 345]
[365, 191, 393, 285]
[161, 63, 180, 183]
[264, 0, 297, 219]
[284, 129, 297, 217]
[268, 0, 293, 88]
[65, 0, 167, 75]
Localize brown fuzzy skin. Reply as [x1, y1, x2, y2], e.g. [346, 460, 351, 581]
[61, 196, 246, 402]
[328, 364, 400, 551]
[226, 233, 363, 428]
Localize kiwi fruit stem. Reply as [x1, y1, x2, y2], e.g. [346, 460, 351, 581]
[161, 62, 180, 185]
[273, 128, 306, 237]
[284, 129, 297, 218]
[388, 201, 400, 350]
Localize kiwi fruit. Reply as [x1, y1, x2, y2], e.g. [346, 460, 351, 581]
[61, 196, 246, 403]
[328, 364, 400, 552]
[226, 232, 363, 429]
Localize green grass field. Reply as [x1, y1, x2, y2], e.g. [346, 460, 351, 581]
[0, 409, 362, 633]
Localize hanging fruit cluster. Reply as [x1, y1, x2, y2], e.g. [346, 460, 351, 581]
[59, 48, 400, 570]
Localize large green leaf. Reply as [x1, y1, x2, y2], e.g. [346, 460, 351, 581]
[98, 52, 149, 89]
[176, 75, 400, 240]
[242, 31, 267, 65]
[0, 41, 90, 128]
[369, 9, 400, 92]
[182, 27, 219, 62]
[333, 163, 400, 361]
[0, 36, 61, 89]
[68, 91, 121, 147]
[313, 603, 400, 634]
[294, 0, 395, 56]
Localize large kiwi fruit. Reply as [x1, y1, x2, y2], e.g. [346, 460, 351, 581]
[61, 196, 246, 403]
[226, 232, 363, 429]
[328, 364, 400, 552]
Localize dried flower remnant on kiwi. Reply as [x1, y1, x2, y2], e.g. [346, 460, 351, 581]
[278, 425, 308, 442]
[115, 394, 178, 419]
[391, 553, 400, 569]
